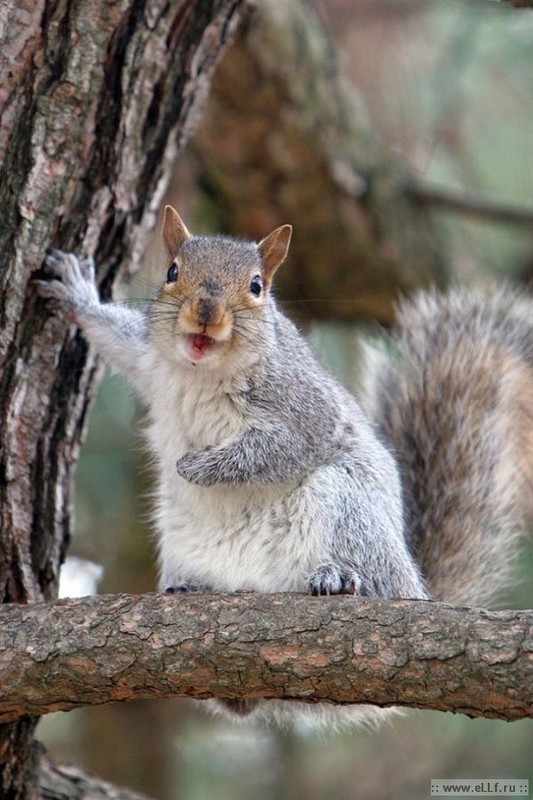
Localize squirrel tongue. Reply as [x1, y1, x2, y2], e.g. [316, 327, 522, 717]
[186, 333, 215, 361]
[193, 333, 212, 350]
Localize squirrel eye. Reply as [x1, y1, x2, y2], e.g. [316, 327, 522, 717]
[250, 275, 262, 297]
[166, 264, 178, 283]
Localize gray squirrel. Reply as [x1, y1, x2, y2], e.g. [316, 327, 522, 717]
[36, 206, 533, 728]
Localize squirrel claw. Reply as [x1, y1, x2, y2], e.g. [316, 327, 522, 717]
[165, 583, 208, 593]
[35, 250, 99, 312]
[217, 698, 259, 715]
[307, 564, 360, 597]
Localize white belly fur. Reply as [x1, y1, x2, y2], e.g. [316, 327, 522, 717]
[145, 361, 327, 592]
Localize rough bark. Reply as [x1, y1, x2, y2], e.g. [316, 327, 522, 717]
[192, 0, 448, 324]
[37, 753, 153, 800]
[0, 593, 531, 723]
[0, 0, 248, 795]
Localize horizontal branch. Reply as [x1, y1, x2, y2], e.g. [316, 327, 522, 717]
[1, 593, 531, 723]
[410, 180, 533, 227]
[502, 0, 533, 7]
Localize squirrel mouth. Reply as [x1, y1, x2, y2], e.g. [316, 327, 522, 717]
[185, 332, 216, 362]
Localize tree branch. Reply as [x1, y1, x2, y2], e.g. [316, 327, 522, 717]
[410, 180, 533, 227]
[501, 0, 533, 7]
[37, 752, 153, 800]
[1, 593, 531, 723]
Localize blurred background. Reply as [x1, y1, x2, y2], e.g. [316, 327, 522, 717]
[39, 0, 532, 797]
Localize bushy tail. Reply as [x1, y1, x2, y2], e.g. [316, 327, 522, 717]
[363, 287, 533, 606]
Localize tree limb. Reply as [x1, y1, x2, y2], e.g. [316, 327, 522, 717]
[501, 0, 533, 7]
[410, 180, 533, 227]
[1, 593, 531, 723]
[37, 752, 153, 800]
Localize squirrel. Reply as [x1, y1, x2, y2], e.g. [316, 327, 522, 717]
[36, 205, 533, 729]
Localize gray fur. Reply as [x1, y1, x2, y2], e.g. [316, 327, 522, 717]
[361, 287, 532, 606]
[36, 241, 532, 730]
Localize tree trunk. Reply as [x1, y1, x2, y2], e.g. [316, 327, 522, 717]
[192, 0, 447, 323]
[0, 0, 248, 794]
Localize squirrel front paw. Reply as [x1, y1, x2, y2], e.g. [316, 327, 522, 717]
[307, 563, 361, 596]
[34, 250, 99, 316]
[176, 447, 219, 486]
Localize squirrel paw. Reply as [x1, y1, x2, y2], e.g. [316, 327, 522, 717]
[34, 250, 99, 313]
[307, 563, 361, 596]
[176, 447, 218, 486]
[216, 698, 259, 716]
[165, 583, 209, 593]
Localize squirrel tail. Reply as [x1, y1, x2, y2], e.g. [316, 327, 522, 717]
[362, 287, 533, 606]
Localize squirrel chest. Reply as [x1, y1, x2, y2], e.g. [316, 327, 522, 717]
[145, 362, 317, 592]
[148, 363, 250, 456]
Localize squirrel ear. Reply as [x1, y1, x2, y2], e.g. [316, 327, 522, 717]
[161, 205, 190, 261]
[258, 225, 292, 284]
[257, 225, 292, 285]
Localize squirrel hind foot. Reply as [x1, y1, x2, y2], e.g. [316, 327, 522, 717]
[217, 698, 259, 716]
[164, 583, 210, 593]
[307, 564, 360, 596]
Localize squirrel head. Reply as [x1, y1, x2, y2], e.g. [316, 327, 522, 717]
[151, 205, 292, 367]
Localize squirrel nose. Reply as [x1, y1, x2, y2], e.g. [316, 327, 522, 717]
[194, 296, 224, 326]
